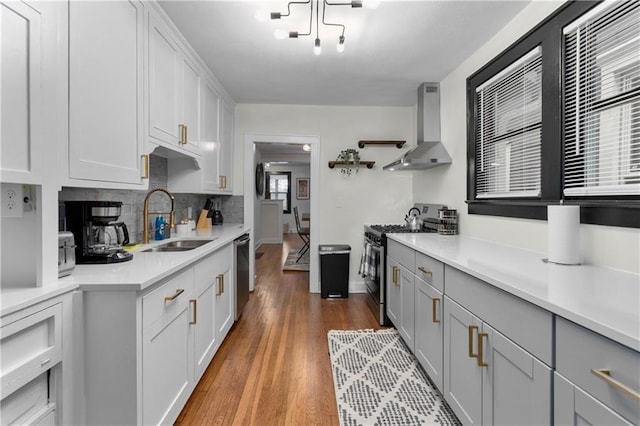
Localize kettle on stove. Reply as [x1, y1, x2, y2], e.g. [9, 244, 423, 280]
[405, 207, 423, 231]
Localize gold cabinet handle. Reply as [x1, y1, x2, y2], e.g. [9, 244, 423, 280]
[418, 266, 432, 276]
[591, 369, 640, 401]
[179, 124, 187, 145]
[432, 297, 440, 324]
[164, 288, 184, 302]
[184, 125, 188, 145]
[468, 325, 479, 358]
[477, 332, 489, 367]
[216, 274, 224, 296]
[141, 154, 149, 179]
[189, 299, 197, 325]
[394, 267, 400, 287]
[221, 175, 227, 189]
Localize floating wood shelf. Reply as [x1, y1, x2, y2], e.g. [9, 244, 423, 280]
[328, 161, 375, 169]
[357, 140, 406, 149]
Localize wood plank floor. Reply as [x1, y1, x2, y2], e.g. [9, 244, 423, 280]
[175, 234, 382, 425]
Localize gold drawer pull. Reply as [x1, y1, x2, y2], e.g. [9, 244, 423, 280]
[591, 369, 640, 401]
[418, 266, 432, 276]
[477, 332, 488, 367]
[164, 288, 184, 302]
[189, 299, 197, 325]
[216, 274, 224, 296]
[468, 325, 479, 358]
[432, 297, 440, 323]
[141, 154, 149, 179]
[179, 124, 187, 145]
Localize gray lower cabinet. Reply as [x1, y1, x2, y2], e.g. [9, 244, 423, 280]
[444, 296, 552, 426]
[386, 249, 415, 351]
[415, 276, 444, 390]
[555, 372, 633, 425]
[555, 317, 639, 425]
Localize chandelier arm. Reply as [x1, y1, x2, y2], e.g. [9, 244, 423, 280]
[322, 0, 346, 37]
[288, 0, 312, 17]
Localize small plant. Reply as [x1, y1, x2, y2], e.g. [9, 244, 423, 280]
[337, 149, 361, 175]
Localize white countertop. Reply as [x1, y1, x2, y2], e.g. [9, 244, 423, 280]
[1, 224, 249, 317]
[387, 233, 640, 352]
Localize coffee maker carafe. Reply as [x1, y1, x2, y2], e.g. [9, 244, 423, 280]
[65, 201, 133, 264]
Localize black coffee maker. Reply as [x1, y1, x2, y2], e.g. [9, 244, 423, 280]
[65, 201, 133, 264]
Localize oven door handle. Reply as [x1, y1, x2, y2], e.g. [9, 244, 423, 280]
[365, 239, 384, 252]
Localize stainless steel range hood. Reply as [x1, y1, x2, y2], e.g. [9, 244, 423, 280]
[383, 83, 452, 171]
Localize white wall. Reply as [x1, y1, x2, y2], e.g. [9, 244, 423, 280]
[266, 164, 310, 233]
[414, 0, 640, 274]
[235, 105, 415, 291]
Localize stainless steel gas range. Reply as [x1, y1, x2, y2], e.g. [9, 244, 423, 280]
[361, 203, 446, 325]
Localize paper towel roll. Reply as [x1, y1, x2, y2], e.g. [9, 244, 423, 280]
[548, 205, 581, 265]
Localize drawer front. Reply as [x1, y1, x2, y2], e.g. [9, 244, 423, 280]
[415, 251, 444, 292]
[445, 266, 553, 365]
[0, 373, 53, 425]
[142, 268, 194, 330]
[1, 304, 62, 399]
[556, 317, 640, 424]
[194, 253, 217, 295]
[388, 239, 415, 271]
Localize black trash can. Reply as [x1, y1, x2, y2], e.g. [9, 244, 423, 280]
[319, 244, 351, 298]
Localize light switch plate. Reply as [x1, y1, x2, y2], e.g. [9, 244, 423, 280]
[2, 183, 24, 218]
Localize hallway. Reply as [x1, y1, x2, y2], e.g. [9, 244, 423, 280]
[175, 234, 382, 425]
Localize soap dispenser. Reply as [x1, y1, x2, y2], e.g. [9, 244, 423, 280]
[155, 216, 165, 240]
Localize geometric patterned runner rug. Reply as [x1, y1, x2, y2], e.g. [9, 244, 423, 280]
[328, 329, 461, 425]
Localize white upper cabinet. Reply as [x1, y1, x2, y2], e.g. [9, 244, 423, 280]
[200, 79, 221, 191]
[219, 100, 234, 192]
[148, 10, 201, 158]
[1, 1, 42, 184]
[68, 0, 147, 188]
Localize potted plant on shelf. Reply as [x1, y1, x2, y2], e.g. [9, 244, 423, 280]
[336, 148, 361, 175]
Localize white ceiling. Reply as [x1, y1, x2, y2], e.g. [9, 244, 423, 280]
[159, 0, 530, 107]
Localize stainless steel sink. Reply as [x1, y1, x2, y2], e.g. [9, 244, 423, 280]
[141, 239, 216, 253]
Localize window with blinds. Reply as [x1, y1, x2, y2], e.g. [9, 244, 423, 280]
[475, 47, 542, 198]
[564, 1, 640, 197]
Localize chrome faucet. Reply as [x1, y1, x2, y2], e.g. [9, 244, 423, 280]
[143, 188, 176, 244]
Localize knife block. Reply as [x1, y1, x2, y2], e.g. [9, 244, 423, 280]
[196, 209, 211, 229]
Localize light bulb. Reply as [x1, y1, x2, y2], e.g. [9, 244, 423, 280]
[364, 0, 380, 9]
[337, 35, 345, 53]
[274, 29, 288, 40]
[314, 38, 321, 56]
[254, 10, 269, 22]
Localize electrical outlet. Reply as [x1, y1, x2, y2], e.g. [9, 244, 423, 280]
[2, 183, 24, 218]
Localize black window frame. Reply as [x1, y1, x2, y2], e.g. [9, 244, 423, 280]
[466, 0, 640, 228]
[265, 171, 292, 214]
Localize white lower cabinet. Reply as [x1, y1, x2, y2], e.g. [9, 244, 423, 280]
[83, 243, 235, 425]
[0, 292, 74, 425]
[387, 240, 416, 351]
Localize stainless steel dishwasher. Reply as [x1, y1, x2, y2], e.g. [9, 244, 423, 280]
[234, 233, 250, 321]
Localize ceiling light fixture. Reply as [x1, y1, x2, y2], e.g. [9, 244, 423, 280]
[267, 0, 371, 54]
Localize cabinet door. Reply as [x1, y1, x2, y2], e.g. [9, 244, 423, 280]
[214, 246, 234, 341]
[386, 258, 401, 327]
[1, 1, 42, 184]
[148, 12, 179, 146]
[192, 282, 215, 381]
[398, 266, 415, 351]
[68, 0, 145, 186]
[444, 296, 482, 425]
[215, 266, 233, 340]
[142, 300, 193, 425]
[555, 372, 633, 426]
[201, 79, 221, 191]
[218, 100, 234, 191]
[180, 55, 201, 155]
[415, 278, 443, 391]
[481, 323, 552, 425]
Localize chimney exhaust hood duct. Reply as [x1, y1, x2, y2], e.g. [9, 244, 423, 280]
[383, 83, 452, 171]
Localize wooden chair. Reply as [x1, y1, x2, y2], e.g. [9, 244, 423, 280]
[293, 206, 310, 262]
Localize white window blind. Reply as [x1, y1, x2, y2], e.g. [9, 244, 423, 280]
[475, 47, 542, 199]
[564, 1, 640, 196]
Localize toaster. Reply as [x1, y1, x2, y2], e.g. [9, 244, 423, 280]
[58, 231, 76, 278]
